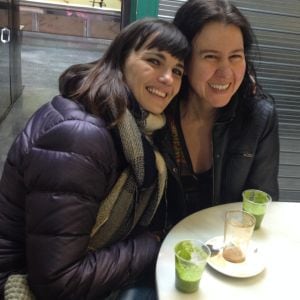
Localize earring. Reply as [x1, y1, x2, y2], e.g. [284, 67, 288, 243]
[248, 73, 257, 95]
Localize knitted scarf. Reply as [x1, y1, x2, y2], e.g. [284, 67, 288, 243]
[88, 107, 167, 249]
[4, 106, 167, 300]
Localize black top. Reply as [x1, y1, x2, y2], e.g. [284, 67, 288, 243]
[169, 104, 213, 215]
[154, 94, 279, 226]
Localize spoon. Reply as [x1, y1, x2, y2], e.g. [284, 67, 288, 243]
[206, 243, 224, 257]
[206, 243, 258, 257]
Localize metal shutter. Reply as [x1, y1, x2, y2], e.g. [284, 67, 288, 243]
[158, 0, 300, 202]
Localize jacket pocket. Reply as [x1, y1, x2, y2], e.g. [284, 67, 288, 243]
[224, 151, 254, 196]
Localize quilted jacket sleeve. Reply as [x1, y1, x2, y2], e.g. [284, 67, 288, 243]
[14, 103, 160, 299]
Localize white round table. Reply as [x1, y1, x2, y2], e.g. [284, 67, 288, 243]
[156, 202, 300, 300]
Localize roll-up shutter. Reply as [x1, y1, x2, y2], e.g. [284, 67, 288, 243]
[158, 0, 300, 202]
[158, 0, 185, 19]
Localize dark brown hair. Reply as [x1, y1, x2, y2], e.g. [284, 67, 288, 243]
[59, 18, 189, 124]
[173, 0, 265, 99]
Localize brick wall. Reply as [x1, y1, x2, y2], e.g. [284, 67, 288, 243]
[20, 5, 120, 39]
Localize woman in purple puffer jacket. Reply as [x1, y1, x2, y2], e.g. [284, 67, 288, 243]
[0, 19, 189, 300]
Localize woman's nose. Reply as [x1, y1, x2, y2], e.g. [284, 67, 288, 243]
[158, 69, 173, 85]
[215, 65, 232, 79]
[215, 59, 232, 78]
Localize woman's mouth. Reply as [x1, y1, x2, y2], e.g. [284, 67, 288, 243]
[208, 83, 230, 91]
[146, 87, 167, 98]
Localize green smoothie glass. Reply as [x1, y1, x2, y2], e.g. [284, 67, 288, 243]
[174, 240, 210, 293]
[242, 189, 272, 230]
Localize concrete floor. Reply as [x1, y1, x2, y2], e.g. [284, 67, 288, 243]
[0, 32, 110, 175]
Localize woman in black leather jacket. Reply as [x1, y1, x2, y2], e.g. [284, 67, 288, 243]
[0, 19, 189, 299]
[154, 0, 279, 226]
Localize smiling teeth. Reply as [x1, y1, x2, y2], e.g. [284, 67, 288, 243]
[147, 87, 167, 98]
[209, 83, 230, 90]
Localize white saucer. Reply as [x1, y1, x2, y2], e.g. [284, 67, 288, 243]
[206, 236, 265, 278]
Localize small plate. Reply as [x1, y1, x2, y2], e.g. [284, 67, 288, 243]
[206, 236, 265, 278]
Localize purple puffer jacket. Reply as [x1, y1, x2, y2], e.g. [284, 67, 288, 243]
[0, 96, 160, 299]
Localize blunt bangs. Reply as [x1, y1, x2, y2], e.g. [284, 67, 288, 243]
[133, 20, 189, 62]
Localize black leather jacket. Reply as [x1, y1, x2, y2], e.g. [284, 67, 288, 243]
[154, 95, 279, 225]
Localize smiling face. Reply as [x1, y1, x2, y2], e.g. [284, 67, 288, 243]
[123, 45, 184, 115]
[187, 21, 246, 109]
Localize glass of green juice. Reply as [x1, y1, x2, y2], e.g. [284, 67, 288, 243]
[242, 189, 272, 230]
[174, 240, 211, 293]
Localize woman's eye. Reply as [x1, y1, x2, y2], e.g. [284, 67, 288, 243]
[230, 54, 244, 60]
[147, 58, 160, 65]
[172, 68, 183, 77]
[204, 54, 217, 60]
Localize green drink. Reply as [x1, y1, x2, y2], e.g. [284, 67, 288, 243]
[174, 240, 210, 293]
[242, 189, 272, 230]
[250, 213, 264, 229]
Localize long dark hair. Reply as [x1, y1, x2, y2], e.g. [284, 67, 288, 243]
[59, 18, 189, 124]
[173, 0, 265, 100]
